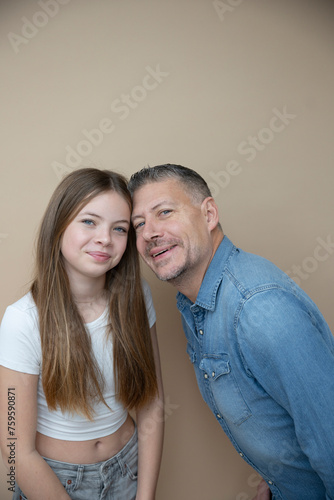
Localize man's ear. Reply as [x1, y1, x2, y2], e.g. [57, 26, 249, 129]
[201, 197, 220, 230]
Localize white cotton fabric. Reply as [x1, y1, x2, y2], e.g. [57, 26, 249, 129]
[0, 279, 156, 441]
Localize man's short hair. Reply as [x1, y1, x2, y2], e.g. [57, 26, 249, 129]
[128, 164, 212, 204]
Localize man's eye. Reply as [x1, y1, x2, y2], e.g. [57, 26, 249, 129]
[161, 210, 172, 216]
[135, 221, 145, 230]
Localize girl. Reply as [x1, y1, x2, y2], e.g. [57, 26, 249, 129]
[0, 168, 164, 500]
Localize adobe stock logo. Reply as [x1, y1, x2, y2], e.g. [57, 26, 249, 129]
[234, 473, 265, 500]
[207, 106, 296, 196]
[213, 0, 245, 22]
[0, 233, 9, 245]
[236, 107, 296, 162]
[7, 0, 71, 54]
[285, 235, 334, 286]
[139, 396, 180, 442]
[52, 64, 169, 180]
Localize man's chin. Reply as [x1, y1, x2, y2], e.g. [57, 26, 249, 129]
[152, 267, 185, 284]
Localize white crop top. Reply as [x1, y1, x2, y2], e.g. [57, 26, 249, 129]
[0, 279, 156, 441]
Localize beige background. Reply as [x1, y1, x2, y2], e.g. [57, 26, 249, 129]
[1, 0, 334, 499]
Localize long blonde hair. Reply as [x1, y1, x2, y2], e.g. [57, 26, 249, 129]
[31, 168, 157, 419]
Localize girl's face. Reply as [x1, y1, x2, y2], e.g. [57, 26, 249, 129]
[60, 191, 130, 286]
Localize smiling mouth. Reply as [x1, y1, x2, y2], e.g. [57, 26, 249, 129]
[88, 252, 111, 261]
[151, 245, 176, 258]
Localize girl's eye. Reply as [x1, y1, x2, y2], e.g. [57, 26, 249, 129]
[114, 227, 128, 233]
[82, 219, 95, 226]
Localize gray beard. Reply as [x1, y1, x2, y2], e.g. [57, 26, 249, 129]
[155, 262, 191, 289]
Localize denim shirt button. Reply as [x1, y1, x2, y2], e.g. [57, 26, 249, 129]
[204, 373, 208, 379]
[212, 371, 215, 377]
[239, 452, 244, 457]
[268, 481, 273, 485]
[199, 329, 204, 335]
[216, 414, 221, 419]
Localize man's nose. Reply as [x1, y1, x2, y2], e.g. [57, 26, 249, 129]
[142, 219, 162, 241]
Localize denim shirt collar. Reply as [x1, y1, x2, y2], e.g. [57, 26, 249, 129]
[176, 235, 235, 312]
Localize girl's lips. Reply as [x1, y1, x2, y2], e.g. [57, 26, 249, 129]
[87, 251, 111, 262]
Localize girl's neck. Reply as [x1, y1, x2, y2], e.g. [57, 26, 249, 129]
[74, 290, 108, 324]
[69, 276, 108, 323]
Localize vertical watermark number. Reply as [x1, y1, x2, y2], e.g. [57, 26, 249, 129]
[7, 388, 16, 492]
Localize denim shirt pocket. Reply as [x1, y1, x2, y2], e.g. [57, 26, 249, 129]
[199, 356, 252, 426]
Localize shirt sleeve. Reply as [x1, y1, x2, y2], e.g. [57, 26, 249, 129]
[141, 278, 156, 328]
[237, 287, 334, 494]
[0, 301, 41, 375]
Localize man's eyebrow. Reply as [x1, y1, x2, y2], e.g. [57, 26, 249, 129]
[132, 201, 174, 221]
[131, 214, 143, 221]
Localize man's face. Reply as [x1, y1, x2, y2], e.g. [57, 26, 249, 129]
[131, 179, 214, 285]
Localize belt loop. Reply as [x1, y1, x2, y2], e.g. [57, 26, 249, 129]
[77, 465, 84, 484]
[117, 456, 127, 477]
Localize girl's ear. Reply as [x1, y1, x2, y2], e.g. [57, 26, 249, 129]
[201, 197, 220, 231]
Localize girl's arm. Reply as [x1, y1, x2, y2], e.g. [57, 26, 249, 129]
[0, 366, 71, 500]
[135, 323, 164, 500]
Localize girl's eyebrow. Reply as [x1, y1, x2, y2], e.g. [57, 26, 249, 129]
[114, 219, 130, 225]
[79, 212, 130, 225]
[80, 211, 101, 219]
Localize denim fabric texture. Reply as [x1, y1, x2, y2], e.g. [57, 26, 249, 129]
[177, 236, 334, 500]
[13, 426, 138, 500]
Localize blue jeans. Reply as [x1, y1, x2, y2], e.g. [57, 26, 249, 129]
[13, 426, 138, 500]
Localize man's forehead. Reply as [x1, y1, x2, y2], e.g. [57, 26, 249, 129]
[134, 178, 176, 193]
[133, 179, 177, 202]
[131, 180, 184, 217]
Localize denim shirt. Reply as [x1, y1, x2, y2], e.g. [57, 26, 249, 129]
[176, 236, 334, 500]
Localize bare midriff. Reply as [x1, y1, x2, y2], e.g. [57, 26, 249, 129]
[35, 413, 135, 464]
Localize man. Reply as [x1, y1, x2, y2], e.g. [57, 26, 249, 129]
[128, 164, 334, 500]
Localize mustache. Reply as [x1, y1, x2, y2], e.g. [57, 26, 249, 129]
[145, 238, 182, 255]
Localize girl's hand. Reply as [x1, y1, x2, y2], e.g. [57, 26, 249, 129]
[252, 479, 271, 500]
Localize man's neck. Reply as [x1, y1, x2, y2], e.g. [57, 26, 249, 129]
[170, 231, 224, 303]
